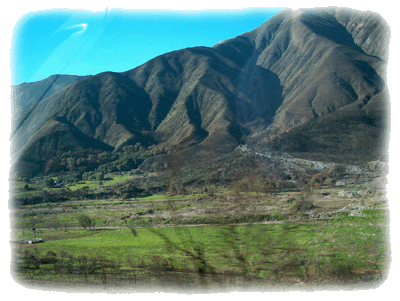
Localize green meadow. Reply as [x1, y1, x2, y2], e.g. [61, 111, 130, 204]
[13, 211, 387, 287]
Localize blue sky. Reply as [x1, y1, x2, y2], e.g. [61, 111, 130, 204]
[11, 7, 285, 85]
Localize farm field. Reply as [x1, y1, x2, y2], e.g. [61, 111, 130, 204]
[11, 186, 389, 291]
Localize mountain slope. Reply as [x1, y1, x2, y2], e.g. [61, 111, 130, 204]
[11, 7, 390, 177]
[12, 74, 89, 125]
[239, 8, 390, 163]
[238, 8, 388, 133]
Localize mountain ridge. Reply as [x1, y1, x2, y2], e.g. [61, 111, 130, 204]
[11, 7, 390, 179]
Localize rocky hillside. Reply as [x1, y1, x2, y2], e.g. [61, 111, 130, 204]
[11, 7, 390, 178]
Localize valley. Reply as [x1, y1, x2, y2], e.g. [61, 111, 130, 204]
[9, 7, 391, 291]
[11, 187, 388, 291]
[10, 157, 388, 290]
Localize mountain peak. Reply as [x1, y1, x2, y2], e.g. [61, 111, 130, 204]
[12, 7, 390, 177]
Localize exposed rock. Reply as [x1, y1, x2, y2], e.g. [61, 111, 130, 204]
[337, 190, 360, 198]
[364, 160, 389, 174]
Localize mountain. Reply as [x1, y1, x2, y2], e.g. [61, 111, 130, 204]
[11, 7, 390, 179]
[11, 74, 90, 141]
[12, 74, 89, 113]
[240, 8, 390, 164]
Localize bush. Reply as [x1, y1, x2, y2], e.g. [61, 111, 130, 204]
[117, 183, 142, 198]
[290, 199, 316, 213]
[45, 178, 56, 187]
[77, 214, 94, 229]
[310, 175, 322, 188]
[328, 263, 355, 282]
[323, 177, 334, 186]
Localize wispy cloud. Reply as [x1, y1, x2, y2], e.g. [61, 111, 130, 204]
[68, 23, 88, 35]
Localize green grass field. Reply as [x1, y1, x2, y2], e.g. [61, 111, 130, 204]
[65, 174, 136, 191]
[11, 184, 389, 290]
[13, 211, 387, 287]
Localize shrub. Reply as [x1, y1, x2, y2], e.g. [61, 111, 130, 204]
[118, 183, 142, 198]
[45, 178, 56, 187]
[351, 174, 360, 185]
[328, 263, 355, 282]
[77, 214, 94, 229]
[323, 177, 334, 186]
[290, 199, 316, 213]
[310, 175, 322, 188]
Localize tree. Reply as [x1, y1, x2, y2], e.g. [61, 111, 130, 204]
[119, 183, 141, 199]
[77, 214, 94, 229]
[67, 157, 76, 171]
[45, 178, 56, 188]
[48, 216, 62, 230]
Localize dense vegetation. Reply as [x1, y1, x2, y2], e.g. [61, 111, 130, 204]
[21, 143, 161, 177]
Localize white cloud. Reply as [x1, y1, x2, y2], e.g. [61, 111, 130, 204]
[68, 23, 88, 35]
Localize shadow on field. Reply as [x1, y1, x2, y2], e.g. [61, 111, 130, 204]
[12, 219, 386, 292]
